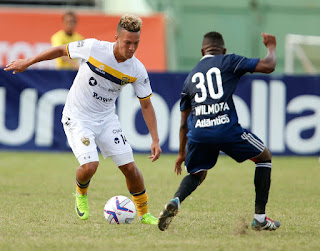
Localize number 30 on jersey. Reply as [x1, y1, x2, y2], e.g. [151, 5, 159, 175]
[192, 67, 224, 103]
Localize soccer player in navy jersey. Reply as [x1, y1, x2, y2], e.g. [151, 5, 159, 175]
[158, 32, 280, 231]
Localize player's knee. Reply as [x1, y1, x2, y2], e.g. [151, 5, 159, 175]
[253, 148, 272, 163]
[193, 171, 207, 184]
[265, 148, 272, 160]
[81, 161, 99, 175]
[119, 162, 139, 177]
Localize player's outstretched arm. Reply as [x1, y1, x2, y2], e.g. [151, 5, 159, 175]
[139, 98, 162, 162]
[254, 32, 277, 74]
[175, 109, 190, 175]
[4, 45, 68, 74]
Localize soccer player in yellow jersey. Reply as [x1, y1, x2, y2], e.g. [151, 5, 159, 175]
[5, 14, 161, 225]
[51, 11, 84, 69]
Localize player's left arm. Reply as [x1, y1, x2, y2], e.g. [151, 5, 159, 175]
[175, 108, 191, 175]
[139, 97, 162, 162]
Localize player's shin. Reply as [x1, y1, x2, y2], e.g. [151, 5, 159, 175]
[131, 189, 148, 218]
[254, 162, 272, 214]
[174, 173, 202, 203]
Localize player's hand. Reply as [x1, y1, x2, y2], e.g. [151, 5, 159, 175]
[174, 153, 186, 175]
[148, 142, 162, 162]
[4, 59, 29, 74]
[261, 32, 276, 49]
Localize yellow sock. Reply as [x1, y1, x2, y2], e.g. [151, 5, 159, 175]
[76, 178, 90, 195]
[131, 190, 148, 217]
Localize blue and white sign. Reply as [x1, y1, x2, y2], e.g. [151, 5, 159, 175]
[0, 70, 319, 155]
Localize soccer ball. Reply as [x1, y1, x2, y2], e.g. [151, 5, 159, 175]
[104, 195, 136, 224]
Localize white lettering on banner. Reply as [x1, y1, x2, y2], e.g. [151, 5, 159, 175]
[35, 89, 68, 146]
[269, 81, 286, 152]
[0, 79, 319, 155]
[118, 87, 169, 151]
[251, 80, 268, 144]
[233, 95, 250, 129]
[0, 41, 53, 69]
[34, 43, 54, 69]
[169, 101, 180, 151]
[8, 42, 33, 63]
[286, 95, 320, 154]
[0, 88, 37, 145]
[116, 80, 319, 153]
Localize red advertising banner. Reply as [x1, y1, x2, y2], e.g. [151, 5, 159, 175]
[0, 8, 166, 71]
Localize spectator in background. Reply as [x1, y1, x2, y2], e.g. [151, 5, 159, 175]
[51, 11, 84, 69]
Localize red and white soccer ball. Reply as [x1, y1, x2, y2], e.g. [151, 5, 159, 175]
[104, 195, 136, 224]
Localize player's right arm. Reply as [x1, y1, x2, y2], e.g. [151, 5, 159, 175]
[254, 32, 277, 74]
[175, 108, 191, 175]
[4, 45, 68, 74]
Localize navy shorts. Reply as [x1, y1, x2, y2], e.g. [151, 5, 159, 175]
[185, 130, 265, 174]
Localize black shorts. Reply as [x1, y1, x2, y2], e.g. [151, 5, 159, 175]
[185, 129, 265, 174]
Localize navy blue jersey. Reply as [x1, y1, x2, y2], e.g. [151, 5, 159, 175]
[180, 54, 259, 143]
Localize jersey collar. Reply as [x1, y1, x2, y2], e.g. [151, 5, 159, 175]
[200, 55, 215, 61]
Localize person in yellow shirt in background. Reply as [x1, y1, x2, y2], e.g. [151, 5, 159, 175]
[51, 11, 84, 69]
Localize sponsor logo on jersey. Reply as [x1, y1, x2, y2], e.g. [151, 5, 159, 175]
[93, 92, 113, 102]
[94, 67, 106, 75]
[89, 77, 97, 86]
[90, 81, 120, 92]
[121, 77, 129, 85]
[77, 40, 84, 47]
[194, 102, 230, 116]
[81, 137, 90, 146]
[64, 117, 71, 126]
[99, 65, 105, 70]
[195, 114, 230, 128]
[144, 77, 149, 84]
[112, 129, 122, 134]
[114, 137, 120, 144]
[107, 88, 120, 93]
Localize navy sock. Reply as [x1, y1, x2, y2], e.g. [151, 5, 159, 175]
[174, 174, 201, 203]
[254, 162, 272, 214]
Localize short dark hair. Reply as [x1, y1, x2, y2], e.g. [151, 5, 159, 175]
[203, 32, 225, 48]
[63, 11, 77, 22]
[117, 14, 142, 33]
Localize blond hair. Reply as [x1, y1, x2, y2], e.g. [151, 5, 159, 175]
[117, 14, 142, 32]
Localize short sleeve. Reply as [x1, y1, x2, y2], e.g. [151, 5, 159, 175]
[230, 54, 259, 76]
[132, 62, 152, 100]
[67, 38, 95, 61]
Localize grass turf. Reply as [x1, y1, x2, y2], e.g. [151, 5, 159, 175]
[0, 152, 319, 250]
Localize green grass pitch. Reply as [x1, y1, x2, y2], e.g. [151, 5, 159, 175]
[1, 152, 320, 250]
